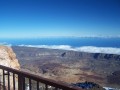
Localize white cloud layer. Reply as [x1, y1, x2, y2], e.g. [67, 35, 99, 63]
[0, 42, 12, 46]
[19, 45, 120, 55]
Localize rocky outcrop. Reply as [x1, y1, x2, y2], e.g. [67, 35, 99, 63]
[0, 45, 20, 89]
[0, 45, 20, 69]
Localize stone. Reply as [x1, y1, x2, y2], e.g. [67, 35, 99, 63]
[0, 45, 20, 89]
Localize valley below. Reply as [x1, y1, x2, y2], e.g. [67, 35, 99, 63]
[12, 46, 120, 89]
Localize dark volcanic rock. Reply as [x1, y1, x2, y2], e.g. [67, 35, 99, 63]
[72, 81, 105, 90]
[107, 70, 120, 84]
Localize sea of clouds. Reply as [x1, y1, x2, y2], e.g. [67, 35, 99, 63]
[0, 42, 12, 46]
[1, 42, 120, 55]
[19, 45, 120, 55]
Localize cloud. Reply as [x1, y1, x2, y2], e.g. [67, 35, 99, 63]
[19, 45, 120, 55]
[75, 46, 120, 55]
[19, 45, 74, 50]
[0, 42, 12, 46]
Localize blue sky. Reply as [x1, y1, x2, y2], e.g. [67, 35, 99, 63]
[0, 0, 120, 38]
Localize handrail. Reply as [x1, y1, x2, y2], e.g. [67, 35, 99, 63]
[0, 65, 83, 90]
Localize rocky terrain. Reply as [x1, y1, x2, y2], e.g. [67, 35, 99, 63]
[0, 46, 20, 69]
[12, 46, 120, 89]
[0, 45, 20, 89]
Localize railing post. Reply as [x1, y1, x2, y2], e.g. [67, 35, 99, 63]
[7, 71, 10, 90]
[45, 84, 48, 90]
[18, 74, 25, 90]
[3, 70, 5, 90]
[13, 73, 15, 90]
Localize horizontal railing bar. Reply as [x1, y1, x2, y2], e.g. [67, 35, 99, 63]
[0, 65, 84, 90]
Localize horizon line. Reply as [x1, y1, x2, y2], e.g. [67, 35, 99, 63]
[0, 35, 120, 39]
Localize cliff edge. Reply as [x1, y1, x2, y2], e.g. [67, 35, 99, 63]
[0, 45, 20, 69]
[0, 45, 20, 89]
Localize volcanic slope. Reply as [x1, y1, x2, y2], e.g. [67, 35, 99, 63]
[12, 46, 120, 88]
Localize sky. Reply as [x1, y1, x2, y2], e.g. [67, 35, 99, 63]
[0, 0, 120, 38]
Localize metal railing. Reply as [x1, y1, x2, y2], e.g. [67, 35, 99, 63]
[0, 65, 83, 90]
